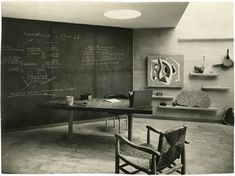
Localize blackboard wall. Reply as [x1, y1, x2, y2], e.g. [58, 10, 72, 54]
[1, 18, 133, 130]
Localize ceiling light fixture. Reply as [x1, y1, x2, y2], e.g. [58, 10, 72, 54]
[104, 9, 141, 20]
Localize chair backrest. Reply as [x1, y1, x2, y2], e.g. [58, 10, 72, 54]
[104, 94, 128, 99]
[156, 126, 187, 170]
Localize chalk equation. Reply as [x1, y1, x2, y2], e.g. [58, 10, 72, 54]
[56, 33, 80, 41]
[81, 45, 125, 66]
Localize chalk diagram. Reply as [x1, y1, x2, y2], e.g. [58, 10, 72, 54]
[2, 32, 62, 98]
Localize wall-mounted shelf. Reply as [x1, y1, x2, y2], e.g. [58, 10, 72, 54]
[178, 38, 233, 42]
[201, 86, 230, 91]
[158, 105, 218, 112]
[152, 95, 174, 99]
[189, 72, 219, 77]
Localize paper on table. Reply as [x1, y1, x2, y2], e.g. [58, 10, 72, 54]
[104, 98, 122, 103]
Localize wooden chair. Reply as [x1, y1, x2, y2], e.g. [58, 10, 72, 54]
[115, 125, 189, 174]
[104, 94, 128, 133]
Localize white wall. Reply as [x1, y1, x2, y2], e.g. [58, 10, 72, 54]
[133, 2, 234, 122]
[177, 2, 233, 38]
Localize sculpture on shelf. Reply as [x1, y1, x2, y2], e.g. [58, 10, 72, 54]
[156, 92, 163, 96]
[160, 102, 167, 106]
[213, 49, 234, 68]
[147, 55, 184, 88]
[194, 56, 205, 73]
[194, 66, 205, 73]
[223, 108, 234, 126]
[174, 90, 211, 108]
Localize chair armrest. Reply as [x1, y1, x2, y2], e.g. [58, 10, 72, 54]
[146, 125, 162, 134]
[115, 133, 160, 156]
[146, 125, 162, 144]
[185, 140, 190, 144]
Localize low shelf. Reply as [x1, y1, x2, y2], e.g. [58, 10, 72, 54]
[152, 95, 174, 99]
[201, 86, 230, 91]
[178, 38, 233, 42]
[189, 72, 219, 77]
[158, 105, 218, 112]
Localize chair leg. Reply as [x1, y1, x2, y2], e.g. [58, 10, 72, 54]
[105, 117, 108, 129]
[115, 157, 120, 174]
[118, 117, 121, 133]
[115, 139, 120, 174]
[181, 146, 186, 174]
[151, 157, 157, 174]
[113, 116, 115, 128]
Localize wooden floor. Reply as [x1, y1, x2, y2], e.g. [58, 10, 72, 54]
[1, 117, 234, 174]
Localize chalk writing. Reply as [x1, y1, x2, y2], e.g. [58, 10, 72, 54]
[45, 41, 58, 45]
[8, 67, 22, 72]
[23, 63, 38, 66]
[27, 68, 48, 83]
[2, 56, 21, 64]
[23, 32, 50, 38]
[7, 88, 74, 98]
[55, 33, 80, 41]
[45, 45, 59, 58]
[2, 47, 24, 52]
[81, 45, 124, 66]
[26, 47, 41, 56]
[44, 58, 60, 73]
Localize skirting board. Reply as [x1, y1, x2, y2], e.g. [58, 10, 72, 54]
[133, 114, 221, 123]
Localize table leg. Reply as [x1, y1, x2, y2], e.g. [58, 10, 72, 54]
[56, 110, 81, 147]
[68, 110, 73, 139]
[127, 113, 133, 141]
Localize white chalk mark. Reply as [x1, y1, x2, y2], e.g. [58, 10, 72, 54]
[39, 76, 56, 86]
[17, 39, 33, 48]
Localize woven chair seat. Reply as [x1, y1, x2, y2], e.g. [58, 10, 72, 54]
[119, 142, 158, 171]
[120, 155, 151, 171]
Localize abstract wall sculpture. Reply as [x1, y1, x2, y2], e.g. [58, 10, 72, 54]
[175, 90, 211, 108]
[147, 55, 184, 88]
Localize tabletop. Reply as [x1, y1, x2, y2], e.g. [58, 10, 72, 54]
[37, 98, 152, 114]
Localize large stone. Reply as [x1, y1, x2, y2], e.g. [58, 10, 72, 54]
[175, 90, 211, 108]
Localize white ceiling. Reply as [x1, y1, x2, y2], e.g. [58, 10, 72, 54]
[1, 1, 189, 28]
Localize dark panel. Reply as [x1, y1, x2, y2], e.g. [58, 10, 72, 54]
[1, 18, 133, 130]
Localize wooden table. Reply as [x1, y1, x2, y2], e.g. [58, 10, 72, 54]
[37, 98, 152, 146]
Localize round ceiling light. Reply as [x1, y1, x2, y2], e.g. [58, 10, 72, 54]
[104, 9, 141, 20]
